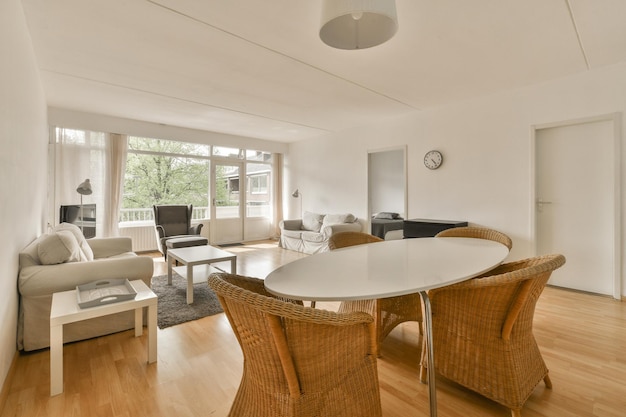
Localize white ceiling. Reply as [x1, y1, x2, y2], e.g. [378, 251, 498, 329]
[21, 0, 626, 143]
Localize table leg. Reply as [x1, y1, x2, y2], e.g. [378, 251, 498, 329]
[167, 255, 174, 285]
[187, 263, 194, 304]
[50, 324, 63, 396]
[231, 257, 237, 274]
[147, 301, 157, 363]
[134, 307, 143, 337]
[419, 290, 438, 417]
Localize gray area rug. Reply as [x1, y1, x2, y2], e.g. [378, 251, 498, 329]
[151, 274, 224, 329]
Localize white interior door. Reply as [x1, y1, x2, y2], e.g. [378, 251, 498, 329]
[211, 161, 244, 245]
[535, 116, 620, 297]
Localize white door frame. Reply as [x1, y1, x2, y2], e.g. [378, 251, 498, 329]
[210, 159, 245, 245]
[530, 113, 622, 299]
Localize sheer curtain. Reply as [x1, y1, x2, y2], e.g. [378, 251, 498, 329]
[52, 128, 127, 237]
[106, 133, 127, 236]
[271, 153, 283, 239]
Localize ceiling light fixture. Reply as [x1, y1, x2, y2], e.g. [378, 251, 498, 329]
[320, 0, 398, 50]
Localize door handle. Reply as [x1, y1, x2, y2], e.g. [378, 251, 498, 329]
[536, 198, 552, 212]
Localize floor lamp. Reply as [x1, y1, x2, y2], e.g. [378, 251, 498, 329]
[76, 179, 92, 234]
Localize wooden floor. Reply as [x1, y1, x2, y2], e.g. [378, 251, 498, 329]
[2, 241, 626, 417]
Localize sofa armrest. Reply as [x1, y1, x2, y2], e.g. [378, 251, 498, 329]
[155, 225, 166, 239]
[321, 222, 363, 239]
[88, 237, 133, 258]
[280, 219, 303, 231]
[18, 256, 154, 297]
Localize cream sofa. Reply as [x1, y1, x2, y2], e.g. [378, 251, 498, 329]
[17, 223, 153, 351]
[279, 212, 362, 254]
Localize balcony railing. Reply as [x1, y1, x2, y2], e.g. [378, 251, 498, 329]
[119, 205, 269, 223]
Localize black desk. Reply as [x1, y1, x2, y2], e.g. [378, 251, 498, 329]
[403, 218, 468, 238]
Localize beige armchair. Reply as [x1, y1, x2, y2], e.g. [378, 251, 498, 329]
[208, 273, 382, 417]
[420, 254, 566, 417]
[18, 223, 153, 351]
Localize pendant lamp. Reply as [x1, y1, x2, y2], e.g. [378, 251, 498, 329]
[320, 0, 398, 50]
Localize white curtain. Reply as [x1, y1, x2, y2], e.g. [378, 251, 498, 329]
[53, 128, 127, 237]
[271, 153, 283, 239]
[106, 133, 127, 236]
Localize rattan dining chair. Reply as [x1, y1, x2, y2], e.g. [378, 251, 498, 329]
[420, 253, 566, 417]
[435, 226, 513, 250]
[329, 231, 423, 357]
[208, 273, 382, 417]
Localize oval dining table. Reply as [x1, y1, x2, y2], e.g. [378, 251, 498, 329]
[264, 237, 510, 417]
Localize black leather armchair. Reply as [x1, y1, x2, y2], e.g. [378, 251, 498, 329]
[153, 204, 204, 258]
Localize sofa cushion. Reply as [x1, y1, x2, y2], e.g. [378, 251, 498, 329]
[37, 231, 82, 265]
[55, 222, 94, 261]
[322, 213, 356, 226]
[302, 212, 324, 232]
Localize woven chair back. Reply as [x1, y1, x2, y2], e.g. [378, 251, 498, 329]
[208, 273, 383, 417]
[329, 231, 383, 250]
[426, 253, 566, 414]
[435, 226, 513, 250]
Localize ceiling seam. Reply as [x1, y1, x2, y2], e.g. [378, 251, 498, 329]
[41, 69, 331, 133]
[145, 0, 417, 110]
[564, 0, 590, 70]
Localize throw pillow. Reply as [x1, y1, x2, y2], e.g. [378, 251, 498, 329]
[55, 222, 94, 261]
[322, 213, 356, 226]
[37, 231, 83, 265]
[301, 212, 324, 232]
[374, 212, 400, 220]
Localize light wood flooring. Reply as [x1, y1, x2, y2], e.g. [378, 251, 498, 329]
[2, 241, 626, 417]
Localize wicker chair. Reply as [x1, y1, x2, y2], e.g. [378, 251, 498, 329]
[329, 231, 423, 357]
[435, 226, 513, 250]
[208, 273, 382, 417]
[420, 254, 566, 417]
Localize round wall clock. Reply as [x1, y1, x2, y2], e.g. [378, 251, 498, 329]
[424, 150, 443, 170]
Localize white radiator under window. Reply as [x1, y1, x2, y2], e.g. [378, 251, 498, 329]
[119, 224, 158, 252]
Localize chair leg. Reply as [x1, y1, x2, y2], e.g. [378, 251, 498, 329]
[419, 365, 428, 383]
[511, 409, 522, 417]
[544, 374, 553, 389]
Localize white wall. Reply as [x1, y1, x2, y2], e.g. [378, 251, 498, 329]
[0, 0, 48, 392]
[287, 62, 626, 296]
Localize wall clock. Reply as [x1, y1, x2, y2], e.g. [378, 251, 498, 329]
[424, 150, 443, 170]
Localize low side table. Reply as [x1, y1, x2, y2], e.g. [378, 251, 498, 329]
[167, 245, 237, 304]
[49, 279, 157, 396]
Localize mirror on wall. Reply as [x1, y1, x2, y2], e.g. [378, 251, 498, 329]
[368, 146, 407, 240]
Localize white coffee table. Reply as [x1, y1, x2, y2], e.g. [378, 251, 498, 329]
[167, 245, 237, 304]
[49, 279, 157, 396]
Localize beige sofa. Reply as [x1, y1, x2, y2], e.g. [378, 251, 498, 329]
[279, 212, 362, 254]
[17, 223, 153, 351]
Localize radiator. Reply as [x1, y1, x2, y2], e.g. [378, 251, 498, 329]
[119, 224, 159, 252]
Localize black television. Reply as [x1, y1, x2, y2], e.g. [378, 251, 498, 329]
[60, 204, 96, 238]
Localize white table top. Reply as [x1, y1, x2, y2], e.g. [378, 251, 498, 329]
[265, 237, 509, 301]
[50, 279, 156, 326]
[167, 245, 236, 264]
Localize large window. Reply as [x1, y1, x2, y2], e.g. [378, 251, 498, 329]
[121, 137, 273, 223]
